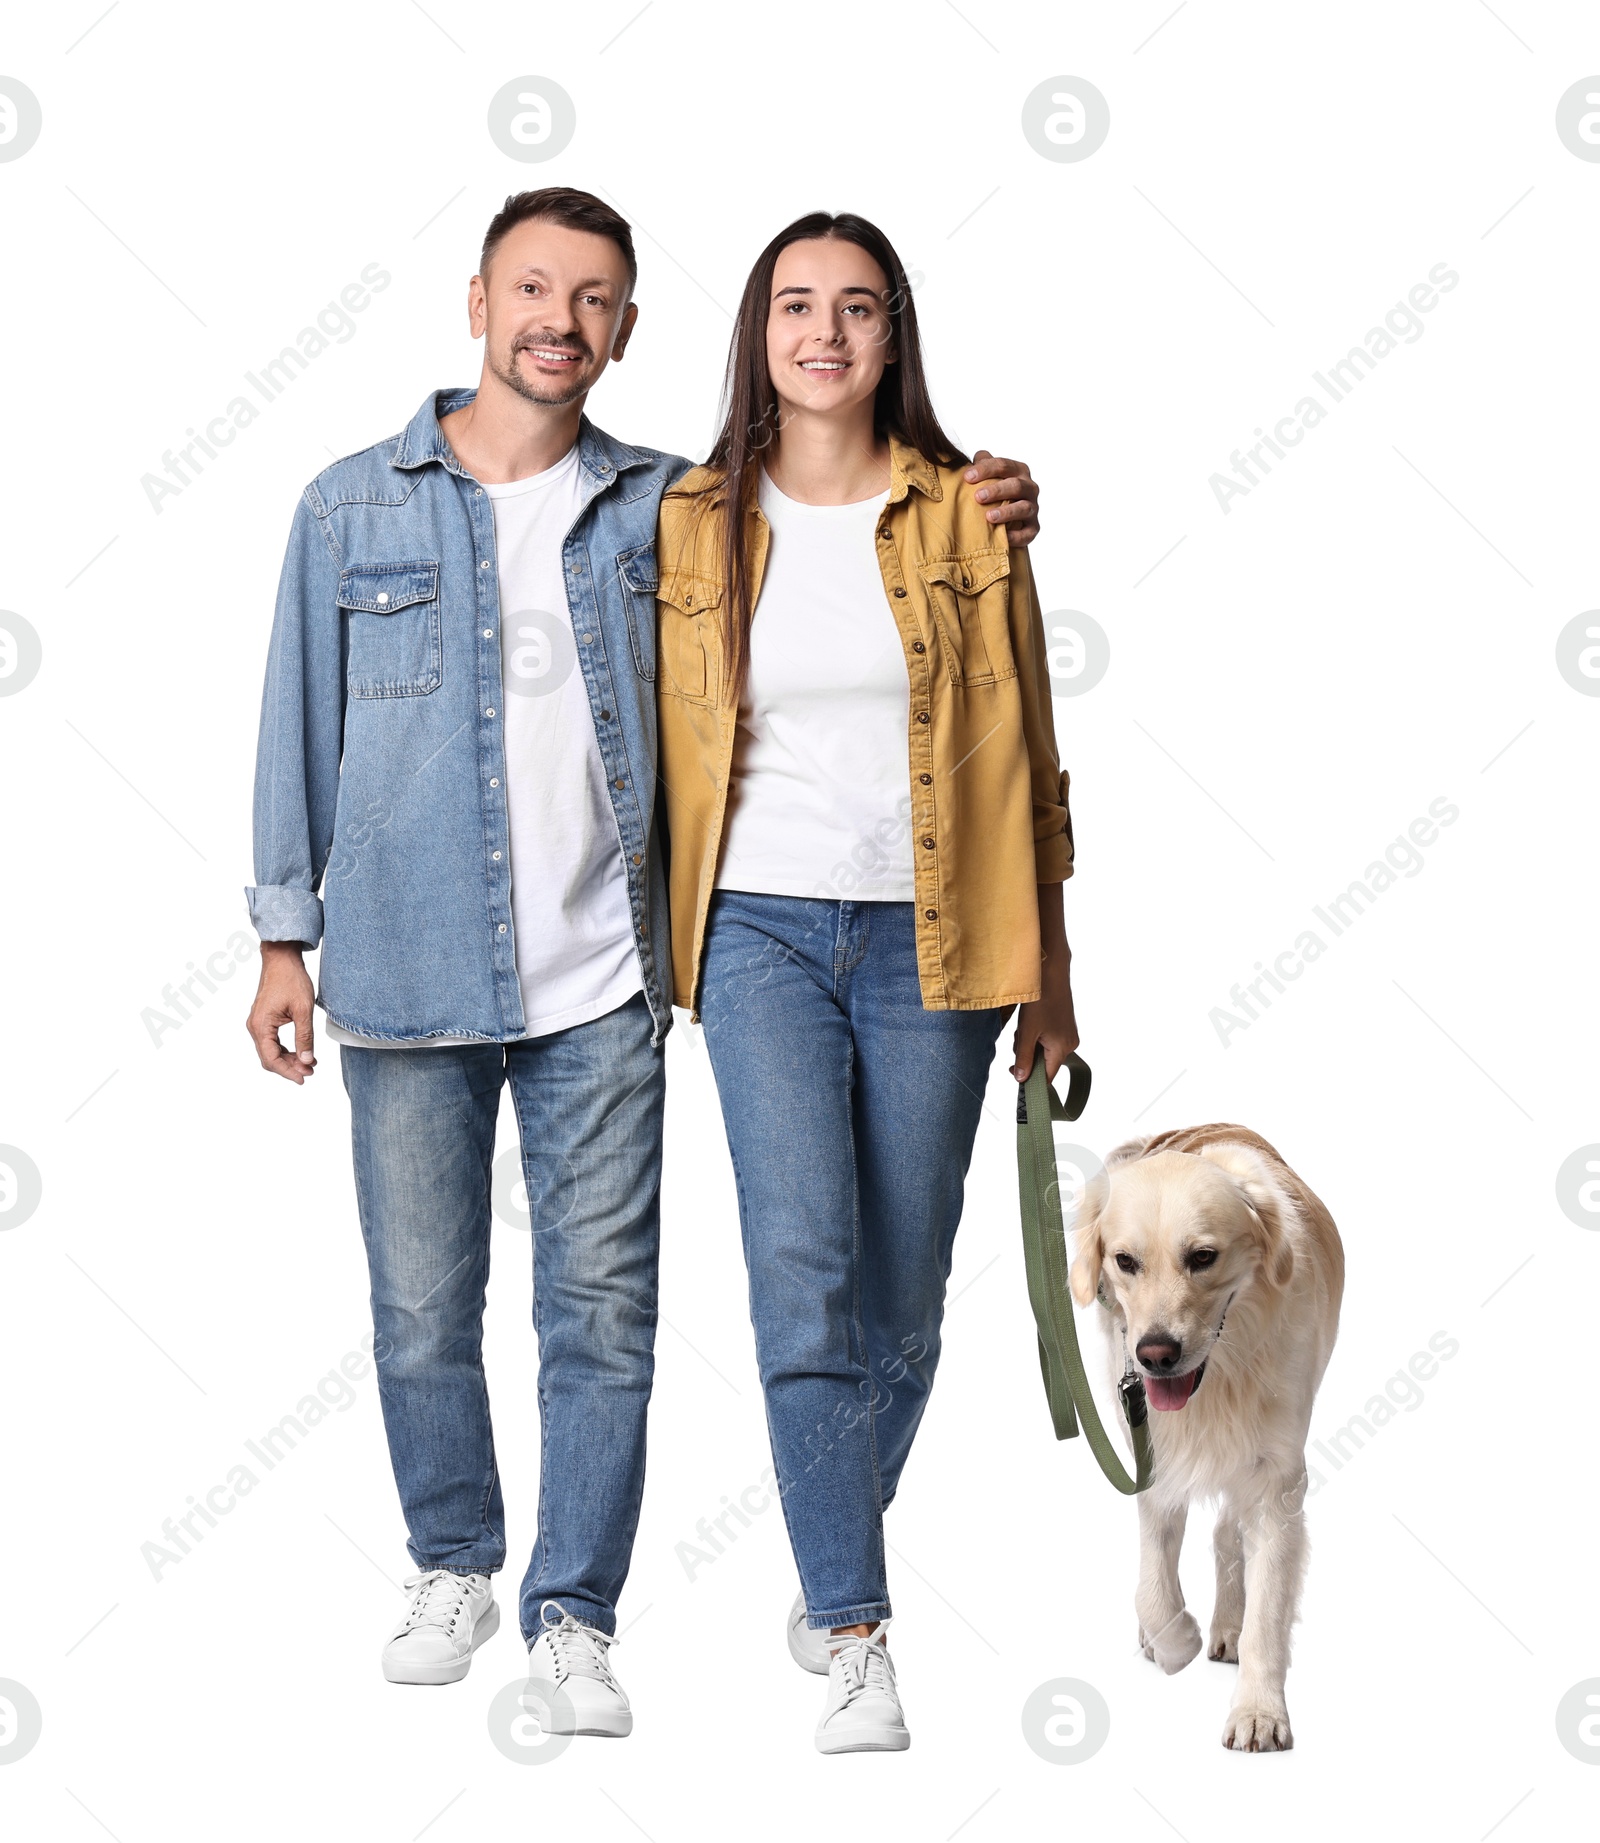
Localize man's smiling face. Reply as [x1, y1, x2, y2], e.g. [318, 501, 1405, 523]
[471, 217, 637, 410]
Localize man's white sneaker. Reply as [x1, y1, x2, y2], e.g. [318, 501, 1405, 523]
[524, 1601, 632, 1737]
[787, 1590, 833, 1674]
[815, 1623, 910, 1754]
[382, 1570, 499, 1685]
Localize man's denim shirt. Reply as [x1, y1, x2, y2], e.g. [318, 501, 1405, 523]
[248, 388, 689, 1046]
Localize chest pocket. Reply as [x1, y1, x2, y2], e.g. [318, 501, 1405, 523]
[656, 570, 719, 704]
[617, 542, 658, 682]
[917, 550, 1016, 687]
[338, 561, 442, 699]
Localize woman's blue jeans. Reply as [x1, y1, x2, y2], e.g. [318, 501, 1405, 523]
[699, 894, 1006, 1632]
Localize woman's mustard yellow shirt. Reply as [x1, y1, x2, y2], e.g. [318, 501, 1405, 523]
[655, 437, 1073, 1016]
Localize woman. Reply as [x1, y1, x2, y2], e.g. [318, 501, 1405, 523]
[656, 213, 1078, 1753]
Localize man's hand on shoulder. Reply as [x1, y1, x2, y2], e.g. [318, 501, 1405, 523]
[963, 450, 1041, 548]
[248, 941, 317, 1084]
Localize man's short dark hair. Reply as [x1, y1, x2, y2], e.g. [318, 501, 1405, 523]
[479, 188, 637, 295]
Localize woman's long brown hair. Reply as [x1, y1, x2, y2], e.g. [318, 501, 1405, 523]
[694, 212, 968, 701]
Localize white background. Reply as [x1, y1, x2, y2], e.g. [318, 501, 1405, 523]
[1, 2, 1595, 1837]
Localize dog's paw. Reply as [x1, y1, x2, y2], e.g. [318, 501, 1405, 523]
[1222, 1704, 1293, 1752]
[1208, 1624, 1240, 1663]
[1145, 1609, 1203, 1675]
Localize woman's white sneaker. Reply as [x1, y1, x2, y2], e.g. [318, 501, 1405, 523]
[815, 1624, 910, 1754]
[382, 1570, 499, 1685]
[525, 1601, 633, 1737]
[787, 1590, 833, 1674]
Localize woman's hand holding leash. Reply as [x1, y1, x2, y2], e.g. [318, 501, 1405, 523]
[1012, 882, 1078, 1081]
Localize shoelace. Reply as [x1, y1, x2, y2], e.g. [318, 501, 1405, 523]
[828, 1623, 895, 1704]
[400, 1570, 481, 1634]
[536, 1600, 619, 1686]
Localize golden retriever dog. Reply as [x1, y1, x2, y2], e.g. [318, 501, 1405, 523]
[1069, 1123, 1344, 1752]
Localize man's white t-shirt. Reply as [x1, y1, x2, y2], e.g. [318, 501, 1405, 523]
[714, 469, 915, 902]
[330, 445, 642, 1047]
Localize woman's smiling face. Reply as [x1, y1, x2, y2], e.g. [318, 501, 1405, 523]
[765, 237, 896, 425]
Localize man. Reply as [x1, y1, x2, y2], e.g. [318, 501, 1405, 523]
[245, 187, 1042, 1736]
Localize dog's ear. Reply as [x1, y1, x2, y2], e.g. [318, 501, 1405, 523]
[1068, 1171, 1111, 1306]
[1105, 1134, 1153, 1169]
[1198, 1143, 1297, 1290]
[1238, 1177, 1295, 1290]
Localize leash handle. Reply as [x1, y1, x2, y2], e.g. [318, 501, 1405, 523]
[1016, 1052, 1154, 1496]
[1014, 1050, 1091, 1126]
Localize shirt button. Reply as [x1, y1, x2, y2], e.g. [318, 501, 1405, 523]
[632, 853, 643, 865]
[614, 777, 626, 789]
[491, 851, 502, 861]
[581, 634, 593, 644]
[877, 526, 890, 540]
[475, 487, 483, 496]
[919, 772, 932, 785]
[599, 709, 611, 720]
[483, 628, 493, 638]
[497, 923, 507, 933]
[637, 921, 646, 934]
[490, 777, 500, 788]
[375, 592, 389, 606]
[485, 707, 496, 718]
[924, 908, 938, 921]
[912, 640, 925, 654]
[893, 587, 906, 598]
[915, 711, 930, 725]
[921, 837, 935, 849]
[480, 560, 490, 569]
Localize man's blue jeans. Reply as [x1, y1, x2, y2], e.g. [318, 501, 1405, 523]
[699, 895, 1006, 1633]
[340, 992, 662, 1641]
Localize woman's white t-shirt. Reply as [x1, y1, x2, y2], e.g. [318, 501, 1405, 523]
[714, 470, 915, 902]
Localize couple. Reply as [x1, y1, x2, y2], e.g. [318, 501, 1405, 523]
[246, 187, 1078, 1755]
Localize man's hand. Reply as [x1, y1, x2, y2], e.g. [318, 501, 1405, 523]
[248, 941, 317, 1084]
[964, 450, 1041, 548]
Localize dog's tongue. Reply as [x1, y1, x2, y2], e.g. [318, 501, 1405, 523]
[1146, 1370, 1200, 1412]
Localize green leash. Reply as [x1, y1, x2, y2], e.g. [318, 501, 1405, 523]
[1016, 1052, 1154, 1495]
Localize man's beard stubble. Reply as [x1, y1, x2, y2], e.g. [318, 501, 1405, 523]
[490, 333, 596, 408]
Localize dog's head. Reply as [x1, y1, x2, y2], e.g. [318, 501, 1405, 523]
[1068, 1141, 1296, 1412]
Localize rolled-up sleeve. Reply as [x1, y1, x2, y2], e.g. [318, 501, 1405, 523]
[1009, 547, 1074, 883]
[246, 491, 344, 946]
